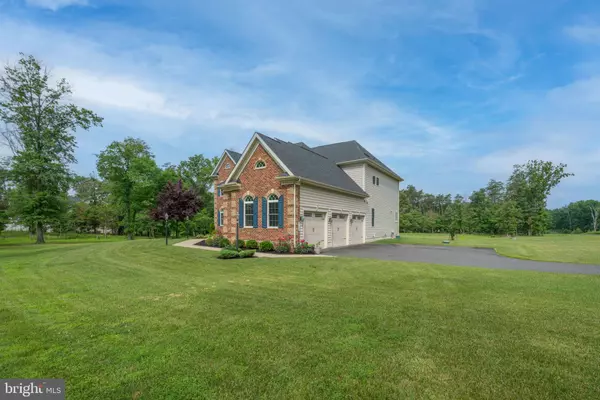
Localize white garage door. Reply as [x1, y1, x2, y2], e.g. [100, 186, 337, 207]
[303, 212, 325, 246]
[350, 215, 364, 245]
[331, 214, 348, 247]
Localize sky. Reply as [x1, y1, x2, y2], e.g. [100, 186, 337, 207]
[0, 0, 599, 208]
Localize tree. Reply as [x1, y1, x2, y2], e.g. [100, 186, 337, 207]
[506, 160, 573, 236]
[0, 54, 102, 243]
[150, 179, 202, 238]
[590, 204, 599, 232]
[72, 175, 107, 233]
[497, 200, 521, 236]
[0, 157, 10, 235]
[177, 154, 219, 217]
[97, 138, 159, 240]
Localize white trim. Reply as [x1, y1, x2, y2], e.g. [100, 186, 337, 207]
[243, 195, 255, 228]
[267, 194, 279, 228]
[277, 176, 368, 198]
[211, 150, 238, 177]
[218, 209, 224, 227]
[255, 160, 267, 169]
[336, 159, 403, 182]
[225, 133, 294, 184]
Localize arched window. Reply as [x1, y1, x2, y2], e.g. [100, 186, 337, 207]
[225, 163, 231, 169]
[244, 196, 255, 227]
[267, 194, 279, 228]
[255, 160, 266, 169]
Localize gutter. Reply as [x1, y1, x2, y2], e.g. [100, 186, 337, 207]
[336, 159, 403, 182]
[276, 176, 368, 198]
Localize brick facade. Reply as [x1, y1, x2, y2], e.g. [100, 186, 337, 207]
[214, 144, 300, 244]
[213, 153, 236, 231]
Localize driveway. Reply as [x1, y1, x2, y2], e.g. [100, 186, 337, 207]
[324, 243, 600, 275]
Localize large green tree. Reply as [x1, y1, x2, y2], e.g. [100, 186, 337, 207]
[0, 54, 102, 243]
[0, 157, 10, 235]
[506, 160, 573, 236]
[97, 138, 159, 240]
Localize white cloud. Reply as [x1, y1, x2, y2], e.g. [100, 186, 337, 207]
[565, 24, 600, 44]
[25, 0, 88, 11]
[56, 68, 191, 119]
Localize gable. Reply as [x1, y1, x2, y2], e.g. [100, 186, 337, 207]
[215, 153, 236, 182]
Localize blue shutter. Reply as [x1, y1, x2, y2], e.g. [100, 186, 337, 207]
[239, 199, 244, 228]
[253, 198, 258, 228]
[262, 197, 267, 228]
[278, 195, 284, 228]
[217, 210, 221, 226]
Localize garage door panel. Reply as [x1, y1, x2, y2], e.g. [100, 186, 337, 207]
[350, 215, 364, 245]
[303, 212, 325, 246]
[331, 214, 347, 247]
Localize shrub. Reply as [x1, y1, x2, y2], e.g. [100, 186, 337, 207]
[217, 249, 240, 259]
[573, 227, 583, 234]
[274, 241, 290, 254]
[235, 239, 246, 249]
[212, 234, 224, 247]
[219, 237, 231, 247]
[205, 238, 214, 246]
[246, 240, 259, 249]
[294, 240, 315, 254]
[239, 250, 256, 258]
[224, 245, 237, 251]
[259, 241, 274, 252]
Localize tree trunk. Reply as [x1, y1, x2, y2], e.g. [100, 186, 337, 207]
[36, 221, 45, 244]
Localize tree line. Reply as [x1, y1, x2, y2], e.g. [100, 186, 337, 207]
[0, 54, 217, 243]
[399, 160, 589, 236]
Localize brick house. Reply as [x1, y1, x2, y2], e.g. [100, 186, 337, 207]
[211, 132, 403, 249]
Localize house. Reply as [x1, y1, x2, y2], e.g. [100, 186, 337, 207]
[211, 132, 403, 249]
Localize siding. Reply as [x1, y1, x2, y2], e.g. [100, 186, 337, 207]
[299, 184, 367, 248]
[364, 165, 400, 241]
[341, 164, 365, 189]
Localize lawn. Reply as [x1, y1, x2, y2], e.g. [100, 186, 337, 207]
[1, 240, 600, 399]
[0, 231, 127, 246]
[377, 233, 600, 265]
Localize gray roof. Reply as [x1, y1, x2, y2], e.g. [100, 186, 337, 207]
[225, 150, 242, 163]
[256, 133, 368, 196]
[311, 141, 400, 179]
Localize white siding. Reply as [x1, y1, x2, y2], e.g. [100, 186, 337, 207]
[299, 184, 367, 248]
[364, 165, 400, 241]
[341, 164, 365, 189]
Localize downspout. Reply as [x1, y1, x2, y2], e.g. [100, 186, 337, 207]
[293, 179, 298, 246]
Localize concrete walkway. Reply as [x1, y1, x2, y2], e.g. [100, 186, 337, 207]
[324, 243, 600, 275]
[173, 239, 332, 258]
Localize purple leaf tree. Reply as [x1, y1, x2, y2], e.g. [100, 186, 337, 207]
[150, 179, 203, 225]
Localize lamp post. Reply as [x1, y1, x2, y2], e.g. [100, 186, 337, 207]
[164, 212, 169, 246]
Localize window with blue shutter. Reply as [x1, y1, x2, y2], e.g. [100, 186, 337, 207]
[217, 210, 221, 226]
[239, 199, 244, 228]
[262, 197, 267, 228]
[278, 195, 284, 228]
[253, 198, 259, 227]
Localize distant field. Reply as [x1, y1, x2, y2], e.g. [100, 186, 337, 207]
[377, 233, 600, 265]
[0, 231, 127, 246]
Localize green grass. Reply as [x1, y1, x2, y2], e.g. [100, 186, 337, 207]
[1, 240, 600, 399]
[0, 231, 127, 246]
[377, 233, 600, 265]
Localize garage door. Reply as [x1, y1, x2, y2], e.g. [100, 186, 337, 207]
[303, 212, 325, 246]
[350, 215, 364, 245]
[331, 214, 348, 247]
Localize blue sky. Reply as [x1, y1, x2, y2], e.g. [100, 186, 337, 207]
[1, 0, 599, 207]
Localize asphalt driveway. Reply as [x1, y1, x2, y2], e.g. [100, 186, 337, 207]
[324, 243, 600, 275]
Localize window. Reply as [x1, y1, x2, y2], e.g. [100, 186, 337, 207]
[225, 163, 231, 169]
[376, 177, 380, 186]
[217, 188, 222, 197]
[255, 160, 266, 169]
[372, 176, 376, 185]
[371, 208, 375, 227]
[244, 196, 254, 227]
[218, 209, 224, 226]
[267, 194, 279, 228]
[395, 211, 399, 222]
